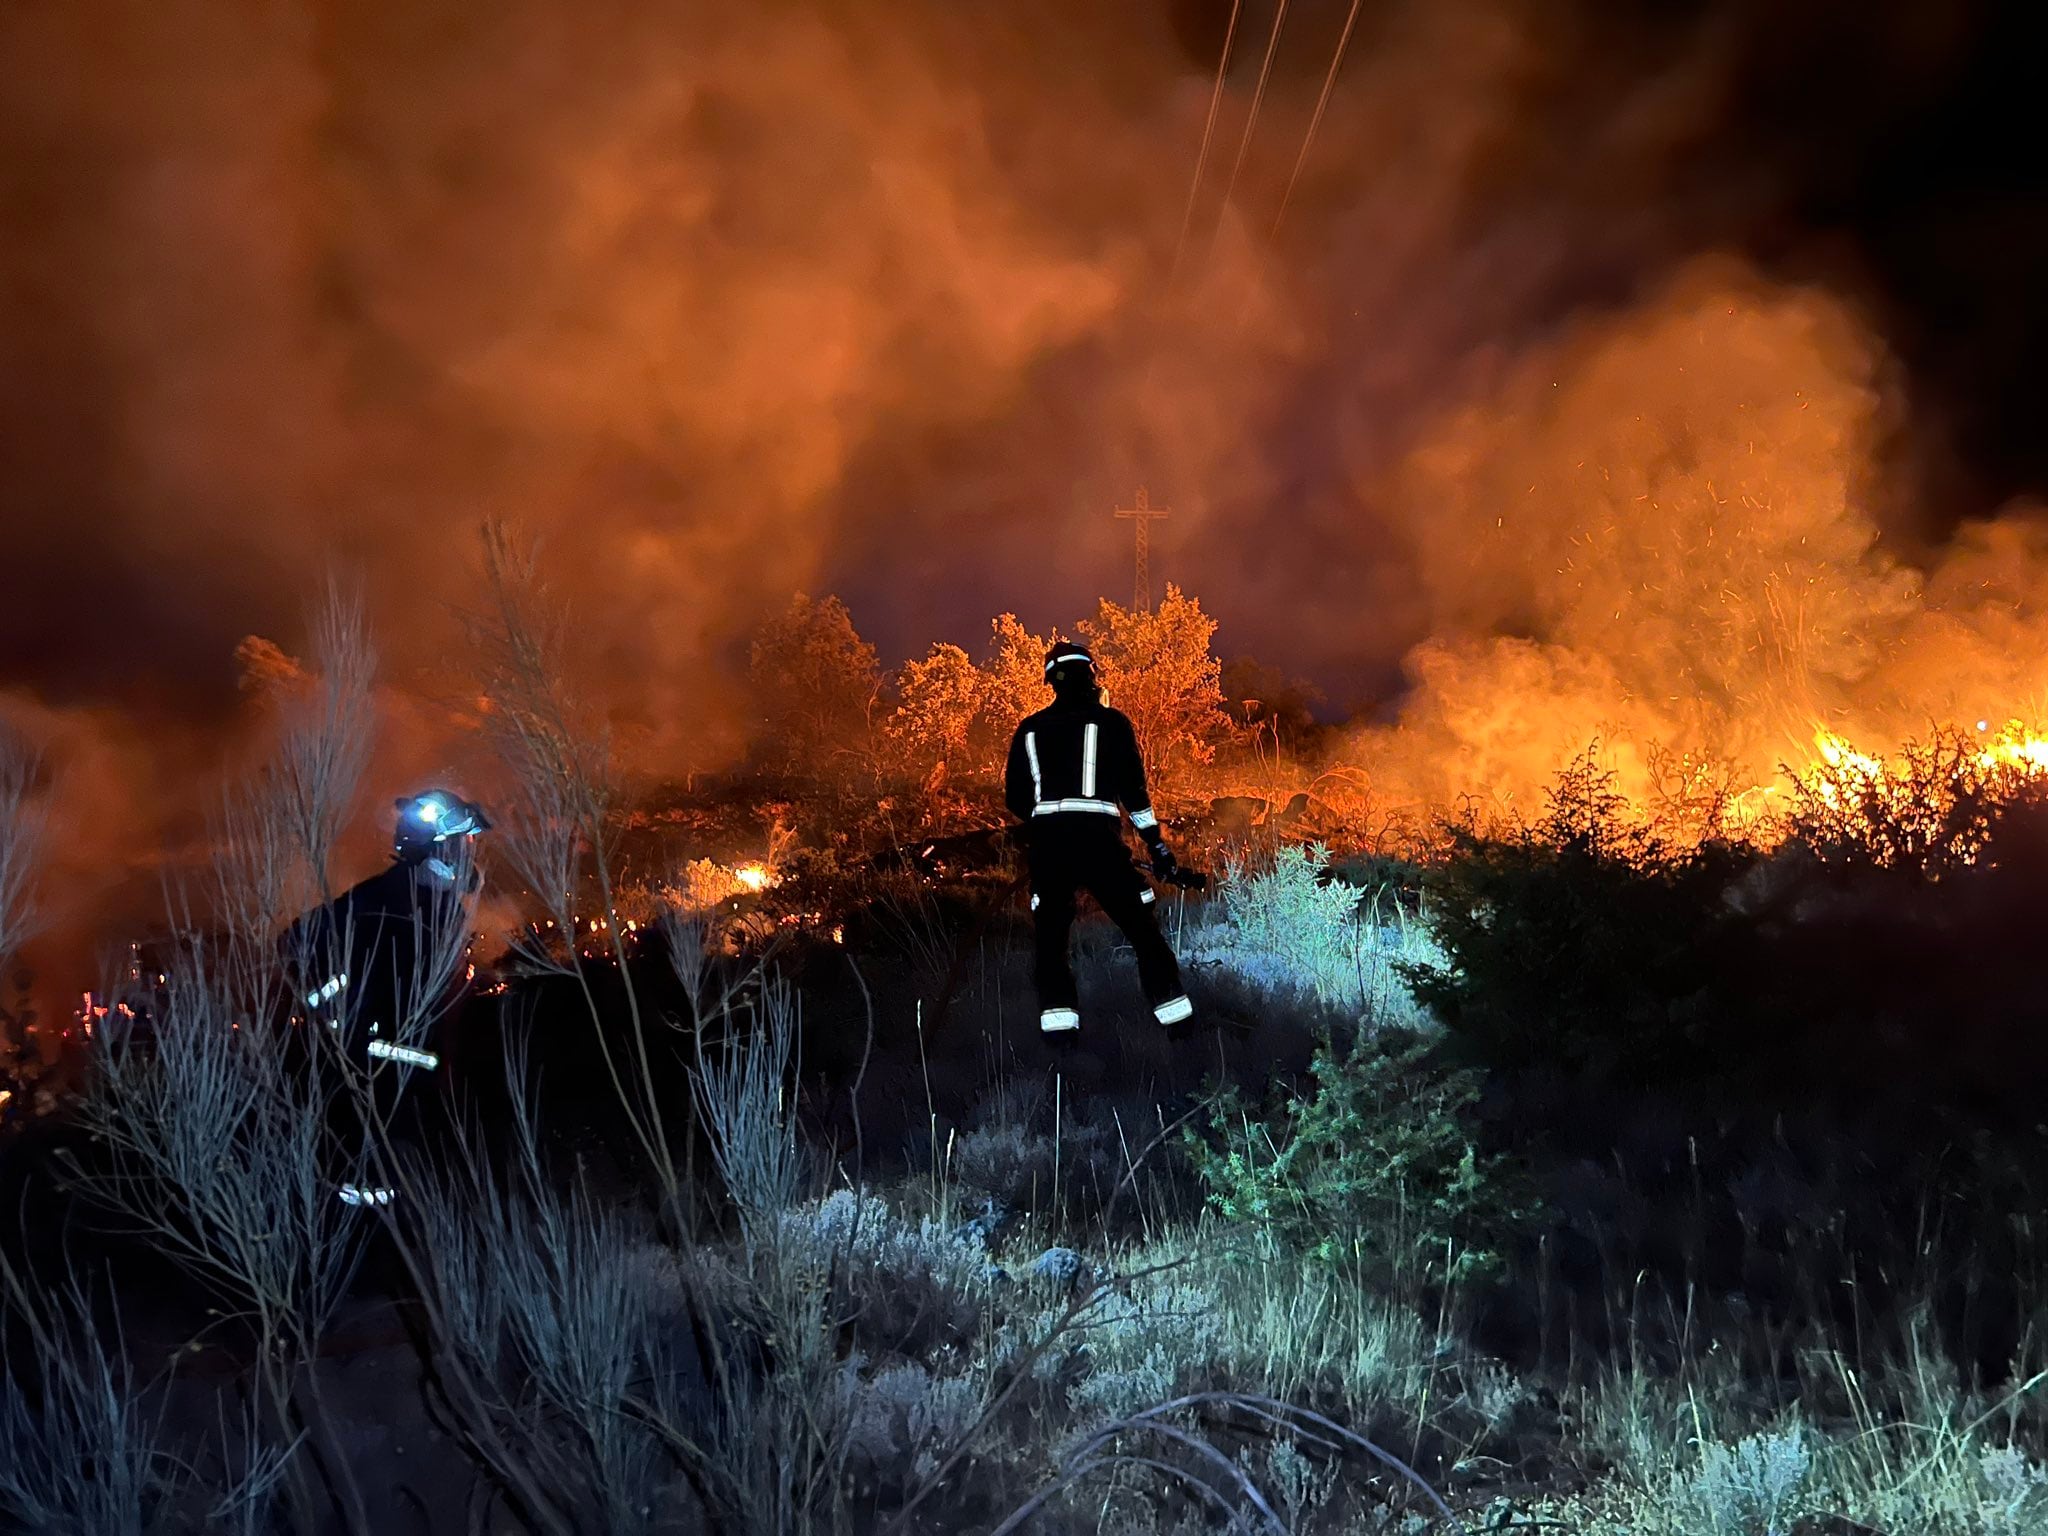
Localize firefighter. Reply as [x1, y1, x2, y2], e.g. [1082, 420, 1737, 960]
[1005, 644, 1195, 1034]
[285, 789, 490, 1205]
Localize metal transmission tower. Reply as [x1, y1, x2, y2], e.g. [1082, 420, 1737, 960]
[1114, 487, 1170, 613]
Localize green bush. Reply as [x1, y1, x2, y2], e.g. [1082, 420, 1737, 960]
[1182, 1028, 1525, 1282]
[1401, 750, 1760, 1080]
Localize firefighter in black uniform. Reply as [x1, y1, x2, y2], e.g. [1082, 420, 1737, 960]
[285, 789, 489, 1204]
[1005, 645, 1195, 1034]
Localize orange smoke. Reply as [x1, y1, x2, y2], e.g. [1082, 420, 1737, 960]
[1344, 261, 2048, 819]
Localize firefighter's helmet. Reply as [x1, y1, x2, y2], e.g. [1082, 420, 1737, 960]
[394, 790, 492, 862]
[1043, 644, 1096, 696]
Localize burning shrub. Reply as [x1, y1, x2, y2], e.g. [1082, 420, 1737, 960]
[1783, 723, 2048, 877]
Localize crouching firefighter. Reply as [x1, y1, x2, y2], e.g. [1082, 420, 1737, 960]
[1006, 645, 1198, 1035]
[284, 789, 490, 1206]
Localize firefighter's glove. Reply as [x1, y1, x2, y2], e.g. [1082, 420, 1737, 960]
[1146, 840, 1178, 882]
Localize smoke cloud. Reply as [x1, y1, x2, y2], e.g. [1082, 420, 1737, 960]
[3, 0, 2044, 979]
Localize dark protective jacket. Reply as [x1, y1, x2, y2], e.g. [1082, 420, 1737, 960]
[283, 859, 472, 1042]
[1005, 695, 1161, 836]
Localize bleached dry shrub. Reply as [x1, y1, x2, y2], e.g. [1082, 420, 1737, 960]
[951, 1116, 1114, 1215]
[777, 1189, 990, 1354]
[1183, 842, 1443, 1024]
[951, 1121, 1048, 1204]
[1676, 1425, 1811, 1536]
[1256, 1436, 1338, 1529]
[842, 1361, 982, 1483]
[405, 1095, 683, 1532]
[0, 1265, 164, 1535]
[1041, 1275, 1226, 1434]
[1977, 1444, 2048, 1536]
[80, 989, 368, 1350]
[692, 975, 803, 1258]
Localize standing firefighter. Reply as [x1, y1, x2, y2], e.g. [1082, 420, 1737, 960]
[1006, 644, 1196, 1034]
[285, 789, 490, 1205]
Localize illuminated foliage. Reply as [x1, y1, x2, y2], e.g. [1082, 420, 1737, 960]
[889, 643, 984, 770]
[979, 613, 1055, 741]
[748, 594, 882, 778]
[886, 614, 1055, 790]
[1784, 723, 2048, 877]
[1077, 586, 1232, 790]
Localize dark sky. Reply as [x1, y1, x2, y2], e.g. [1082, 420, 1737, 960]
[3, 0, 2047, 752]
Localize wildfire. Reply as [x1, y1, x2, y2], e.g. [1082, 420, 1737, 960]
[1775, 716, 2048, 872]
[1807, 718, 2048, 793]
[1972, 719, 2048, 774]
[734, 863, 773, 892]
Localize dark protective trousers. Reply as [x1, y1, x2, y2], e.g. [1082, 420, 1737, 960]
[1028, 816, 1186, 1016]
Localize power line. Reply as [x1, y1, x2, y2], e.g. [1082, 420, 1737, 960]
[1164, 0, 1244, 298]
[1272, 0, 1364, 238]
[1204, 0, 1292, 271]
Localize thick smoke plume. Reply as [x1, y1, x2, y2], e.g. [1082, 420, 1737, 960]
[1351, 264, 2048, 816]
[2, 0, 2042, 982]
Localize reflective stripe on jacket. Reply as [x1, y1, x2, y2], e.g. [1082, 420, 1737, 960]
[1005, 701, 1157, 829]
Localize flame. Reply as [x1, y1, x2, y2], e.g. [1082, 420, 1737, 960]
[1973, 719, 2048, 774]
[734, 863, 772, 892]
[1807, 719, 2048, 790]
[1812, 730, 1884, 776]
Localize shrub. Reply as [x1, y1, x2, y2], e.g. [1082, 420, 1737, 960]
[1782, 724, 2048, 878]
[776, 1190, 990, 1353]
[1183, 1028, 1524, 1282]
[1055, 1277, 1226, 1432]
[1978, 1444, 2048, 1536]
[1674, 1425, 1811, 1536]
[1402, 750, 1760, 1079]
[1183, 842, 1443, 1024]
[842, 1361, 981, 1484]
